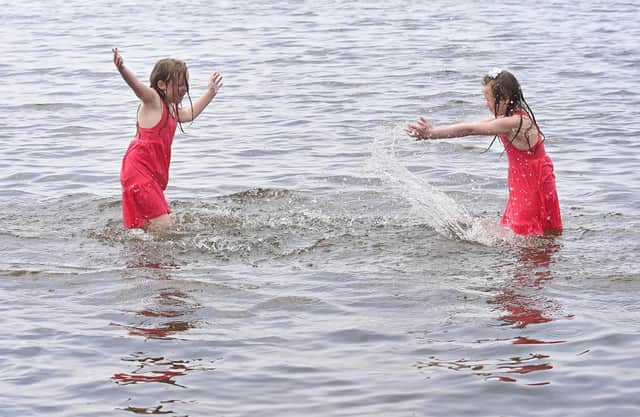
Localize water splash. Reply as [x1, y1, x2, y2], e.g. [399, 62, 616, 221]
[367, 124, 472, 238]
[88, 191, 340, 262]
[366, 124, 519, 246]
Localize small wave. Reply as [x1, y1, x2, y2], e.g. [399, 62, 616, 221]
[8, 102, 80, 111]
[224, 187, 296, 202]
[87, 187, 444, 265]
[87, 192, 341, 262]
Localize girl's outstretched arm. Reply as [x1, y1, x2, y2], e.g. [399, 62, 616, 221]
[405, 116, 519, 140]
[179, 72, 223, 122]
[112, 48, 158, 105]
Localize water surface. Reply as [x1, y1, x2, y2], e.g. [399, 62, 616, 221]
[1, 1, 639, 416]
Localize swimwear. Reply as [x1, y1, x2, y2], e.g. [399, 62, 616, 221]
[120, 101, 177, 229]
[498, 111, 562, 236]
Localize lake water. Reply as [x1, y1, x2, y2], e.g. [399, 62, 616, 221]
[1, 1, 639, 416]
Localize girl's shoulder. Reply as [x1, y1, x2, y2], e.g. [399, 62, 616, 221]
[507, 110, 536, 130]
[510, 109, 531, 118]
[496, 111, 531, 131]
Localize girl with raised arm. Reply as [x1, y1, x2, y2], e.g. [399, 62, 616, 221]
[406, 69, 561, 236]
[112, 48, 223, 232]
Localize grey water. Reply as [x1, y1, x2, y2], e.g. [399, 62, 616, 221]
[1, 1, 639, 416]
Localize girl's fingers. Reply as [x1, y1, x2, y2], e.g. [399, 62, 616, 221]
[405, 124, 420, 136]
[214, 74, 223, 86]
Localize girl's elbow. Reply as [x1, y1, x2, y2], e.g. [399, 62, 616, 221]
[179, 111, 196, 123]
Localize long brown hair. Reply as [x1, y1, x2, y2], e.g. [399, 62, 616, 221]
[149, 58, 193, 133]
[482, 70, 543, 153]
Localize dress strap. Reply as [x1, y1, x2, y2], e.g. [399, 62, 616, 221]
[511, 109, 530, 118]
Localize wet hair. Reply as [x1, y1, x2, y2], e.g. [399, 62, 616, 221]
[148, 58, 194, 133]
[481, 70, 544, 153]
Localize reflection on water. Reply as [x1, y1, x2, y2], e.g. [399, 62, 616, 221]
[495, 289, 554, 327]
[120, 404, 177, 415]
[490, 244, 570, 385]
[113, 369, 187, 388]
[417, 353, 554, 387]
[487, 355, 554, 386]
[114, 287, 200, 340]
[112, 319, 195, 340]
[113, 352, 216, 388]
[420, 242, 572, 386]
[492, 243, 573, 330]
[512, 336, 564, 345]
[111, 253, 214, 415]
[118, 399, 192, 416]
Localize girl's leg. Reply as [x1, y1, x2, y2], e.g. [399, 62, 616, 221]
[144, 214, 172, 233]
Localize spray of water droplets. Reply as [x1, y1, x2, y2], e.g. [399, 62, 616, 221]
[366, 123, 519, 246]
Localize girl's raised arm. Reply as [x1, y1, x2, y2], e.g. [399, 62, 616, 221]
[179, 72, 223, 123]
[112, 48, 158, 105]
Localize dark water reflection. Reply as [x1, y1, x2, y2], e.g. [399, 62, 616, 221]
[494, 243, 571, 329]
[114, 287, 200, 340]
[491, 244, 572, 385]
[419, 242, 572, 387]
[110, 253, 214, 414]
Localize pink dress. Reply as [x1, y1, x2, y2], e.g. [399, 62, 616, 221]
[120, 102, 177, 229]
[498, 111, 562, 236]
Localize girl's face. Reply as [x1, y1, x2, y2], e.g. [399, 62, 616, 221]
[483, 83, 508, 116]
[160, 71, 189, 104]
[483, 84, 497, 114]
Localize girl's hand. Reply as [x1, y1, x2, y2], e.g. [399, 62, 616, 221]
[112, 48, 124, 70]
[405, 116, 434, 140]
[207, 72, 223, 96]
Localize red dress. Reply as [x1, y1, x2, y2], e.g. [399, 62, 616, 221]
[498, 111, 562, 236]
[120, 101, 177, 229]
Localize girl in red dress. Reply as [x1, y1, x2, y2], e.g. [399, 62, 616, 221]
[112, 48, 223, 233]
[405, 69, 562, 236]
